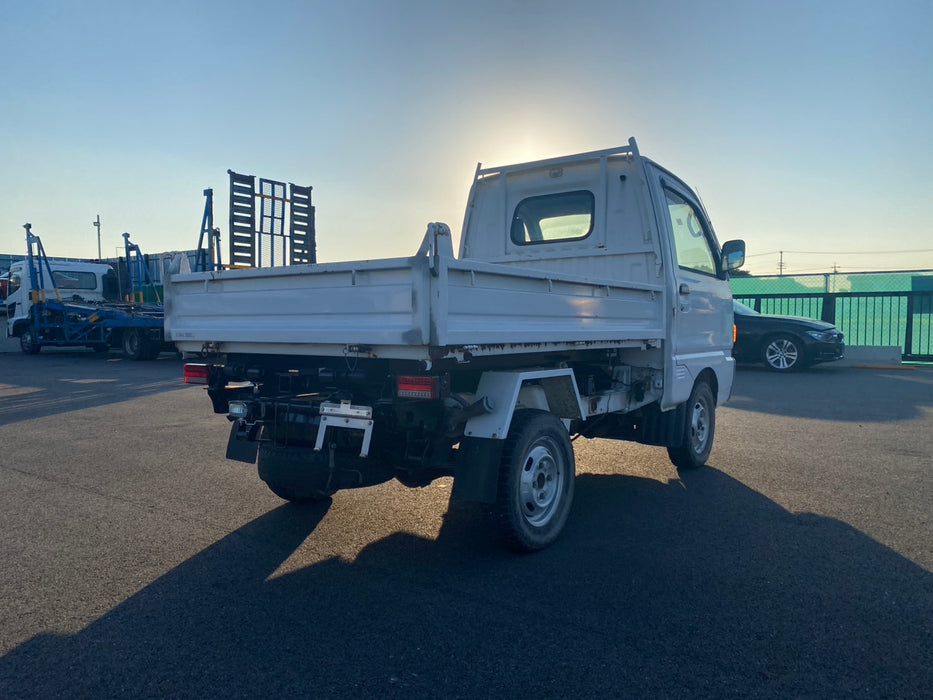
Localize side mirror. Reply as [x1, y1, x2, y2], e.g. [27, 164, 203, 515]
[721, 239, 746, 272]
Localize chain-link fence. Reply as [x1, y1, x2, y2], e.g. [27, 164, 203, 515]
[731, 270, 933, 295]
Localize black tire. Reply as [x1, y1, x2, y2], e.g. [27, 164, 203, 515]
[762, 334, 804, 372]
[122, 329, 145, 360]
[140, 339, 161, 361]
[667, 380, 716, 470]
[20, 328, 41, 355]
[492, 410, 575, 552]
[257, 442, 337, 502]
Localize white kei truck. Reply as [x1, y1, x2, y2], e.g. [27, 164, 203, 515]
[166, 138, 746, 551]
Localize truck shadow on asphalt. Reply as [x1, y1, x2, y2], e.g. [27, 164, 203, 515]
[0, 352, 187, 426]
[729, 365, 933, 421]
[2, 469, 931, 698]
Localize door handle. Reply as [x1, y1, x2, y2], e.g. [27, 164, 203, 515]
[679, 283, 691, 295]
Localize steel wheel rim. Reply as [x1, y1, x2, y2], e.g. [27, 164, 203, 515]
[519, 440, 565, 527]
[766, 339, 798, 370]
[21, 331, 34, 352]
[689, 397, 709, 454]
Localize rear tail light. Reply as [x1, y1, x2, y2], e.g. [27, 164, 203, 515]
[396, 375, 438, 399]
[184, 363, 210, 384]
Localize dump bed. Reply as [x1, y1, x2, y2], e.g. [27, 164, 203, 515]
[165, 226, 665, 362]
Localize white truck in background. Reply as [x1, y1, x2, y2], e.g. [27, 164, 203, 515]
[5, 229, 168, 360]
[166, 138, 745, 551]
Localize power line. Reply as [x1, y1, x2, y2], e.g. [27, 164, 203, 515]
[746, 260, 933, 273]
[755, 265, 933, 274]
[785, 249, 933, 255]
[747, 248, 933, 256]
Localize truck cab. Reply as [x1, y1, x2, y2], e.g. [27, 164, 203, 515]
[460, 143, 744, 410]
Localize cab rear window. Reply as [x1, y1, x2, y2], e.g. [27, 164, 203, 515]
[510, 190, 594, 245]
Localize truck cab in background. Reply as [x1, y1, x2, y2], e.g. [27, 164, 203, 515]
[5, 259, 119, 330]
[6, 230, 167, 359]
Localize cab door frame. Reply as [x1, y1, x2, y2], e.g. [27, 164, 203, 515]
[643, 161, 735, 410]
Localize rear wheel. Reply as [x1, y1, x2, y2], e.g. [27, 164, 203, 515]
[763, 334, 804, 372]
[20, 328, 41, 355]
[122, 329, 160, 360]
[122, 329, 144, 360]
[667, 380, 715, 469]
[141, 339, 161, 360]
[257, 442, 337, 502]
[492, 410, 575, 552]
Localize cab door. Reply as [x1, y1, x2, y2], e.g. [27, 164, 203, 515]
[649, 168, 734, 408]
[4, 265, 28, 324]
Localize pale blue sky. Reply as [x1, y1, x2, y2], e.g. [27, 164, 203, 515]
[2, 0, 931, 275]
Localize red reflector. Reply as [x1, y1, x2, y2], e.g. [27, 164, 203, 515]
[396, 375, 438, 399]
[184, 363, 210, 384]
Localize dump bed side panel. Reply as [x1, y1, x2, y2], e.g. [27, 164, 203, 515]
[165, 252, 664, 359]
[165, 257, 431, 350]
[437, 259, 664, 347]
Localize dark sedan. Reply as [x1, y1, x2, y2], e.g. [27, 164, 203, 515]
[733, 300, 845, 372]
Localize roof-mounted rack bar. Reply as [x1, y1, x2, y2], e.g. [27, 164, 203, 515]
[475, 137, 640, 179]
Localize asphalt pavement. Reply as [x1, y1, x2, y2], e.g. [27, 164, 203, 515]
[0, 344, 930, 698]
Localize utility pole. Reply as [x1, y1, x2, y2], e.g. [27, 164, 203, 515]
[778, 250, 785, 276]
[92, 215, 101, 259]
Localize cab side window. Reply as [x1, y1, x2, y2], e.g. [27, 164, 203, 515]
[665, 189, 717, 276]
[8, 272, 21, 295]
[52, 270, 98, 290]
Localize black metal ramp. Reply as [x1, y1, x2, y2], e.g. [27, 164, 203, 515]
[228, 170, 256, 268]
[289, 184, 315, 265]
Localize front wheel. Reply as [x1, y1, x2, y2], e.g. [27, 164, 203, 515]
[763, 334, 804, 372]
[20, 328, 41, 355]
[492, 410, 575, 552]
[667, 380, 716, 470]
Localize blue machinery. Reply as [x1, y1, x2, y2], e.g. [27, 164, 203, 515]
[23, 224, 63, 306]
[122, 232, 161, 303]
[15, 224, 165, 359]
[195, 188, 223, 272]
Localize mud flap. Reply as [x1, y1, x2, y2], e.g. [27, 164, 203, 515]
[451, 437, 504, 503]
[639, 402, 686, 448]
[225, 421, 260, 463]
